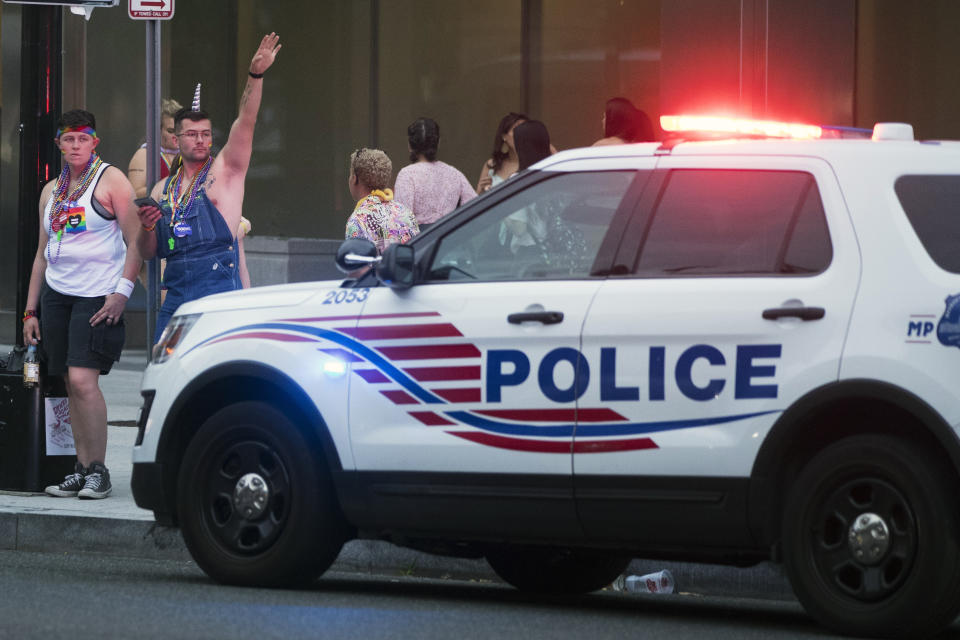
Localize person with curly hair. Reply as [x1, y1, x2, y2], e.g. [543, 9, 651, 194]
[345, 148, 419, 253]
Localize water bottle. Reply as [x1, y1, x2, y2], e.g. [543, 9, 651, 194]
[621, 569, 675, 594]
[23, 345, 39, 388]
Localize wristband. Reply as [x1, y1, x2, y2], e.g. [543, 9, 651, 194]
[248, 71, 264, 79]
[23, 309, 36, 321]
[142, 223, 156, 232]
[114, 277, 135, 299]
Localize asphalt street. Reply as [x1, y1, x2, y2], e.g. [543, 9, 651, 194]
[0, 549, 872, 640]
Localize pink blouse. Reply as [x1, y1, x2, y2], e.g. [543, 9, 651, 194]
[394, 161, 477, 225]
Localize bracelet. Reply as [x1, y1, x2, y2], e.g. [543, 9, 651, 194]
[142, 223, 156, 232]
[23, 309, 36, 321]
[248, 71, 264, 79]
[114, 277, 135, 299]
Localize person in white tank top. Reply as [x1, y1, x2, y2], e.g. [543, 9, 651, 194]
[22, 109, 143, 500]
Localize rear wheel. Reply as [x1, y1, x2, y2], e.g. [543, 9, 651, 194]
[177, 401, 348, 587]
[782, 435, 960, 638]
[486, 545, 630, 595]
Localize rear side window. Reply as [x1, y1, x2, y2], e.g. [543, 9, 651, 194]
[634, 169, 832, 276]
[895, 175, 960, 274]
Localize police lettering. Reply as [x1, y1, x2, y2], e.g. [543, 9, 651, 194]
[486, 344, 781, 403]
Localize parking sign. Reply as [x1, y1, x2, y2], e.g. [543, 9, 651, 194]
[128, 0, 173, 19]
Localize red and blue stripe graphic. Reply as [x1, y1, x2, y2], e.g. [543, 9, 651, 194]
[189, 312, 780, 454]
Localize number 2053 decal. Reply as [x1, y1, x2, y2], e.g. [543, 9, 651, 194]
[322, 288, 369, 305]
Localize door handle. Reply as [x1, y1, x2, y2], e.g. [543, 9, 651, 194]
[508, 311, 564, 325]
[762, 306, 825, 321]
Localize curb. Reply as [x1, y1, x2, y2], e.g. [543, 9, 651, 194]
[0, 511, 795, 600]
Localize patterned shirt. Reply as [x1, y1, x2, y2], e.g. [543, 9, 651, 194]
[394, 161, 477, 225]
[345, 194, 419, 253]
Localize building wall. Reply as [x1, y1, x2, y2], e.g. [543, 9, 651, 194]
[2, 1, 960, 345]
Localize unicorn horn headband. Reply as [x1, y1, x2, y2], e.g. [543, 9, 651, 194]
[192, 83, 202, 111]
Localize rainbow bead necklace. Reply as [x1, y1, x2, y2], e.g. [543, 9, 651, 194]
[165, 156, 212, 224]
[46, 153, 103, 265]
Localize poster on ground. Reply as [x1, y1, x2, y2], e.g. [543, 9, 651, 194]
[45, 396, 75, 456]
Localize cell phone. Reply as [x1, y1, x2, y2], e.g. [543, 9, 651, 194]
[134, 196, 161, 209]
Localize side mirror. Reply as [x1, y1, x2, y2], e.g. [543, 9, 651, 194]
[376, 243, 415, 289]
[335, 238, 379, 273]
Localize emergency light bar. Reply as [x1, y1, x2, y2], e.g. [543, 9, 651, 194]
[660, 115, 822, 140]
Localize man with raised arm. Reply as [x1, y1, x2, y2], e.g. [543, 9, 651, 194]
[136, 32, 280, 342]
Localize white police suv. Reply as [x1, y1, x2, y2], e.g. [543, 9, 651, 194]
[132, 116, 960, 639]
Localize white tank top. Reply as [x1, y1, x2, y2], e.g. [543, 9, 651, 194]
[43, 162, 126, 297]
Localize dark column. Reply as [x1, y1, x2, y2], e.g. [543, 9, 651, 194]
[16, 6, 62, 346]
[521, 0, 542, 118]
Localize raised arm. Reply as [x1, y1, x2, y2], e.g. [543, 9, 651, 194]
[219, 32, 281, 175]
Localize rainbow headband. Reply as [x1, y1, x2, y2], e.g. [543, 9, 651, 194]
[56, 126, 98, 139]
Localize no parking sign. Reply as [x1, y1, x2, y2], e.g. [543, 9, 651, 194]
[128, 0, 173, 19]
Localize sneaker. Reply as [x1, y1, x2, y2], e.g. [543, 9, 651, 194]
[45, 462, 86, 497]
[78, 462, 112, 499]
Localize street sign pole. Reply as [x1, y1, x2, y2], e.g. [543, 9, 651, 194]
[129, 0, 174, 357]
[144, 18, 160, 358]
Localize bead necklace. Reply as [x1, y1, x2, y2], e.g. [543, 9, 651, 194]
[165, 156, 212, 224]
[46, 153, 103, 265]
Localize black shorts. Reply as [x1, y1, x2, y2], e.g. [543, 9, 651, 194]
[40, 284, 125, 376]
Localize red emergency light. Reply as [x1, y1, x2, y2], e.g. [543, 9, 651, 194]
[660, 115, 822, 140]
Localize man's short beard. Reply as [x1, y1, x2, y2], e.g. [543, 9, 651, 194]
[181, 147, 210, 163]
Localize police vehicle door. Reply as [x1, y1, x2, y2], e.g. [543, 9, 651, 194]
[346, 166, 648, 537]
[575, 157, 860, 545]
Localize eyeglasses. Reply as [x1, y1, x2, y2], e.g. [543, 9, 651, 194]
[178, 130, 212, 141]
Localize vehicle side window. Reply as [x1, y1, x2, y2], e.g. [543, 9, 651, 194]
[427, 171, 635, 282]
[634, 169, 832, 276]
[894, 175, 960, 274]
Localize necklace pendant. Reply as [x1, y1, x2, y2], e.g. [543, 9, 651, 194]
[168, 237, 175, 251]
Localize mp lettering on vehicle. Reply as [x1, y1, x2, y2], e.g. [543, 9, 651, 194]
[487, 344, 781, 403]
[189, 312, 783, 453]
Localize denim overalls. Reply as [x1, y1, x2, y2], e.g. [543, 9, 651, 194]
[155, 180, 240, 343]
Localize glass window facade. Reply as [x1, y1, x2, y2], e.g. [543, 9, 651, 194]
[3, 0, 960, 339]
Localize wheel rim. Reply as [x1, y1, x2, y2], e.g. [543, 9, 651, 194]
[808, 476, 917, 602]
[201, 435, 292, 556]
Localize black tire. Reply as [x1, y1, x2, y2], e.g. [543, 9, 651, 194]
[177, 401, 348, 587]
[782, 435, 960, 638]
[486, 545, 630, 595]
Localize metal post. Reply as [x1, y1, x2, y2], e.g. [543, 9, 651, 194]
[145, 19, 161, 357]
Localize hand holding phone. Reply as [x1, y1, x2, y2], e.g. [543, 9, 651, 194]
[134, 196, 161, 209]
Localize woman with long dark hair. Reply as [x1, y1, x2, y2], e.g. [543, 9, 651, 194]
[514, 120, 553, 171]
[475, 111, 528, 193]
[593, 97, 655, 145]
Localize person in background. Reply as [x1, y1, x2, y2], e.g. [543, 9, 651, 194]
[394, 118, 476, 231]
[345, 148, 419, 253]
[475, 111, 528, 194]
[514, 120, 554, 171]
[237, 215, 252, 288]
[127, 98, 182, 198]
[23, 109, 143, 500]
[128, 98, 181, 293]
[592, 97, 655, 146]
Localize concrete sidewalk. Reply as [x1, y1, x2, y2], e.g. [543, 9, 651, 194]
[0, 345, 793, 600]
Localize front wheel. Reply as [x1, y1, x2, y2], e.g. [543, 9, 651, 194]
[782, 435, 960, 638]
[177, 401, 348, 587]
[486, 545, 630, 595]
